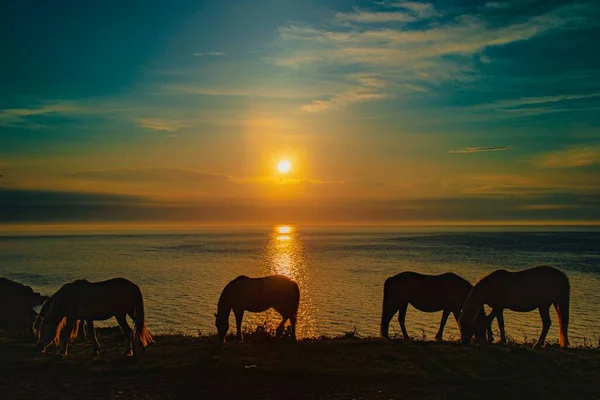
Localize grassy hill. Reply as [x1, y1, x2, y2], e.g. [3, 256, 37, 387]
[1, 328, 599, 399]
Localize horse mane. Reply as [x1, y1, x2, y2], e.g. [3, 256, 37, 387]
[475, 269, 508, 286]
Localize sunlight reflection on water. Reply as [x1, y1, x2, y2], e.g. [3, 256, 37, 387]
[244, 226, 317, 337]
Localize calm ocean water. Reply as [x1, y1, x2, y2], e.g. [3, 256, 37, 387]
[1, 226, 599, 344]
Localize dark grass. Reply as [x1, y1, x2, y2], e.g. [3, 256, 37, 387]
[1, 326, 600, 400]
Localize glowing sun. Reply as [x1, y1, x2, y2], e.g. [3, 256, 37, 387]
[277, 159, 291, 174]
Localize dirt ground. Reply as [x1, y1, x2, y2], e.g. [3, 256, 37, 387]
[1, 329, 599, 400]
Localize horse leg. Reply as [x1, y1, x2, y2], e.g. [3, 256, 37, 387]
[233, 309, 244, 344]
[495, 309, 506, 344]
[276, 315, 289, 338]
[533, 306, 552, 349]
[116, 314, 133, 356]
[486, 310, 496, 343]
[289, 314, 297, 341]
[398, 304, 410, 340]
[79, 320, 88, 342]
[435, 310, 450, 341]
[58, 318, 77, 356]
[87, 320, 101, 354]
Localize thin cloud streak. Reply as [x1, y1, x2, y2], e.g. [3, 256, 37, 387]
[449, 146, 513, 154]
[193, 52, 224, 56]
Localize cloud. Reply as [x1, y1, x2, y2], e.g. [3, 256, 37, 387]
[0, 103, 81, 128]
[193, 52, 224, 56]
[474, 93, 600, 113]
[335, 10, 417, 24]
[136, 118, 190, 132]
[69, 168, 232, 183]
[273, 2, 596, 111]
[449, 146, 513, 154]
[388, 2, 440, 18]
[483, 2, 511, 9]
[2, 188, 599, 224]
[533, 145, 600, 169]
[300, 74, 391, 113]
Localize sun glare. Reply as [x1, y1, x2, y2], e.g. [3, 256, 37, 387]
[277, 159, 291, 174]
[277, 226, 293, 234]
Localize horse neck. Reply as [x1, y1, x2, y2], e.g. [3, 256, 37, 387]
[217, 293, 232, 317]
[464, 282, 487, 318]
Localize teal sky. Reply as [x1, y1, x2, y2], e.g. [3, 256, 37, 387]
[1, 0, 600, 225]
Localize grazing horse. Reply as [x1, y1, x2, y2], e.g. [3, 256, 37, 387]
[380, 272, 492, 342]
[459, 265, 570, 349]
[33, 293, 91, 349]
[214, 275, 300, 343]
[35, 278, 154, 357]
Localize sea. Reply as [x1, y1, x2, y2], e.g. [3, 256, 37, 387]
[1, 225, 599, 345]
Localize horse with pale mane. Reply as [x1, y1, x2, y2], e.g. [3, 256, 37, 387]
[33, 288, 91, 349]
[458, 265, 570, 348]
[35, 278, 154, 357]
[380, 271, 492, 342]
[214, 274, 300, 343]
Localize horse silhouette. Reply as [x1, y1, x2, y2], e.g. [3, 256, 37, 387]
[33, 291, 91, 348]
[459, 265, 570, 348]
[35, 278, 154, 357]
[381, 271, 491, 341]
[214, 275, 300, 343]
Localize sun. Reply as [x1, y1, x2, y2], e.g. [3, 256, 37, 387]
[277, 159, 291, 174]
[277, 226, 292, 234]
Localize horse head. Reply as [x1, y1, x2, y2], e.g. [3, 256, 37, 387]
[459, 307, 488, 345]
[34, 298, 65, 353]
[214, 312, 229, 342]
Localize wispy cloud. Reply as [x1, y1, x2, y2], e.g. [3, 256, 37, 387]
[193, 51, 224, 56]
[533, 145, 600, 169]
[273, 2, 596, 112]
[483, 2, 511, 10]
[0, 103, 81, 128]
[335, 10, 417, 24]
[449, 146, 513, 154]
[300, 74, 391, 113]
[476, 93, 600, 111]
[69, 168, 232, 183]
[136, 118, 189, 132]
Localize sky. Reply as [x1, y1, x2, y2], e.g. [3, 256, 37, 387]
[1, 0, 600, 226]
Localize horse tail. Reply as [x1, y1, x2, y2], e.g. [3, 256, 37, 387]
[132, 285, 154, 353]
[555, 280, 570, 348]
[380, 277, 395, 339]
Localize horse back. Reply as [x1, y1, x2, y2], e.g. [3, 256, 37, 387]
[477, 266, 569, 309]
[53, 277, 142, 320]
[384, 271, 472, 311]
[225, 275, 299, 314]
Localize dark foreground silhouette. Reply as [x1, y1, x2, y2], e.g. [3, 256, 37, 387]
[215, 275, 300, 343]
[1, 328, 599, 400]
[0, 278, 48, 337]
[459, 266, 570, 348]
[380, 272, 492, 342]
[34, 278, 154, 357]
